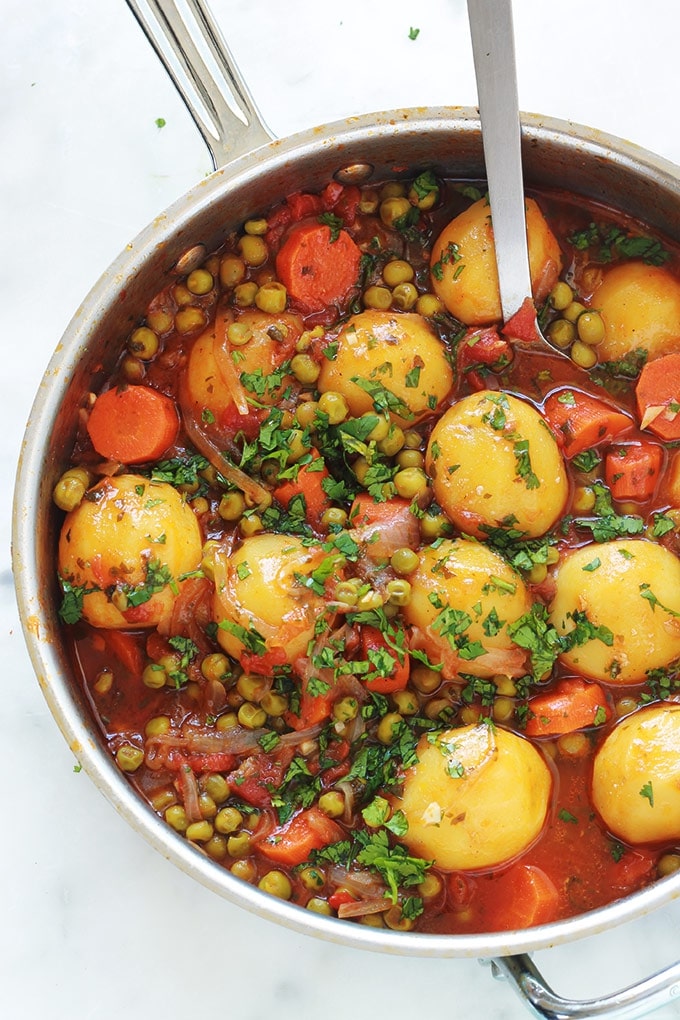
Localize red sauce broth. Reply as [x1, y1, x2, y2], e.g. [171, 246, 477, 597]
[58, 175, 680, 935]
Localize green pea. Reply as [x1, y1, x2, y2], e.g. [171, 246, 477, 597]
[390, 547, 420, 576]
[258, 870, 292, 900]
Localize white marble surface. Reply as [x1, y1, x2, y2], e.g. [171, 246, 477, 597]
[4, 0, 680, 1016]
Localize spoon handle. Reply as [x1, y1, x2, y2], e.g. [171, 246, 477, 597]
[467, 0, 532, 322]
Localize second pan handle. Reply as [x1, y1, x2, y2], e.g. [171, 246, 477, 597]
[125, 0, 275, 169]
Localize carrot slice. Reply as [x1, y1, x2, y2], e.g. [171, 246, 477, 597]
[604, 441, 663, 501]
[87, 385, 179, 463]
[483, 864, 560, 930]
[525, 677, 610, 737]
[542, 388, 632, 457]
[276, 222, 361, 312]
[257, 807, 344, 866]
[635, 352, 680, 440]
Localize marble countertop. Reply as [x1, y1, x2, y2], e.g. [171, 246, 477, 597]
[4, 1, 680, 1017]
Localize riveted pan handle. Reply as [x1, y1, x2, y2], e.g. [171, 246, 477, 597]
[124, 0, 275, 168]
[492, 952, 680, 1019]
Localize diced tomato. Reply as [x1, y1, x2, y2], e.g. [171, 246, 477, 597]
[360, 625, 410, 694]
[458, 325, 514, 372]
[240, 646, 288, 676]
[257, 807, 344, 866]
[501, 296, 542, 344]
[227, 748, 294, 808]
[219, 402, 266, 441]
[328, 889, 358, 910]
[273, 453, 331, 528]
[284, 671, 336, 731]
[287, 192, 324, 220]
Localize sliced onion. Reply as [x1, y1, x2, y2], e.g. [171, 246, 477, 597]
[148, 725, 266, 755]
[278, 723, 324, 746]
[327, 865, 386, 898]
[181, 411, 270, 505]
[176, 763, 202, 823]
[409, 625, 527, 679]
[338, 896, 392, 919]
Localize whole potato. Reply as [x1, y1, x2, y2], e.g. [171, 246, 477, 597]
[396, 723, 552, 871]
[58, 474, 202, 629]
[591, 262, 680, 363]
[213, 533, 330, 664]
[430, 197, 562, 325]
[549, 539, 680, 684]
[402, 538, 531, 677]
[184, 308, 303, 423]
[317, 310, 453, 426]
[426, 390, 567, 538]
[592, 704, 680, 844]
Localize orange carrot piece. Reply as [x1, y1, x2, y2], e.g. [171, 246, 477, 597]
[87, 385, 179, 464]
[257, 807, 344, 866]
[525, 677, 610, 737]
[635, 352, 680, 440]
[542, 388, 632, 457]
[275, 222, 361, 312]
[605, 441, 663, 502]
[484, 864, 560, 931]
[100, 629, 144, 676]
[273, 454, 331, 525]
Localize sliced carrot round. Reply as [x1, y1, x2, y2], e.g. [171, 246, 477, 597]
[86, 385, 180, 464]
[276, 222, 361, 312]
[635, 352, 680, 440]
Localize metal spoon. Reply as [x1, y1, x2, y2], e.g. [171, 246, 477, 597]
[466, 0, 562, 351]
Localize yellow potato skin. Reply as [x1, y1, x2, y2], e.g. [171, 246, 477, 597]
[591, 262, 680, 363]
[592, 704, 680, 845]
[396, 724, 552, 872]
[426, 390, 568, 539]
[213, 533, 328, 664]
[403, 538, 531, 654]
[430, 197, 562, 325]
[185, 309, 303, 421]
[316, 310, 454, 426]
[549, 540, 680, 684]
[57, 474, 202, 629]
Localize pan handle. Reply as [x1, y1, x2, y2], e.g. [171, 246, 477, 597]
[491, 952, 680, 1019]
[124, 0, 275, 169]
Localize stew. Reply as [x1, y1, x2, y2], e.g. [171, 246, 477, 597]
[54, 169, 680, 934]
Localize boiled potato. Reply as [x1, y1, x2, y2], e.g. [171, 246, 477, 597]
[426, 390, 568, 538]
[316, 310, 454, 426]
[184, 308, 303, 423]
[592, 704, 680, 844]
[213, 533, 329, 664]
[402, 538, 532, 677]
[429, 197, 562, 325]
[57, 474, 202, 629]
[396, 724, 552, 871]
[591, 262, 680, 363]
[549, 539, 680, 684]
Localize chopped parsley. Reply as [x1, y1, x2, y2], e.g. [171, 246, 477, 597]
[568, 222, 671, 266]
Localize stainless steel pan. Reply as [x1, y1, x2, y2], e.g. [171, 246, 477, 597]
[12, 1, 680, 1015]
